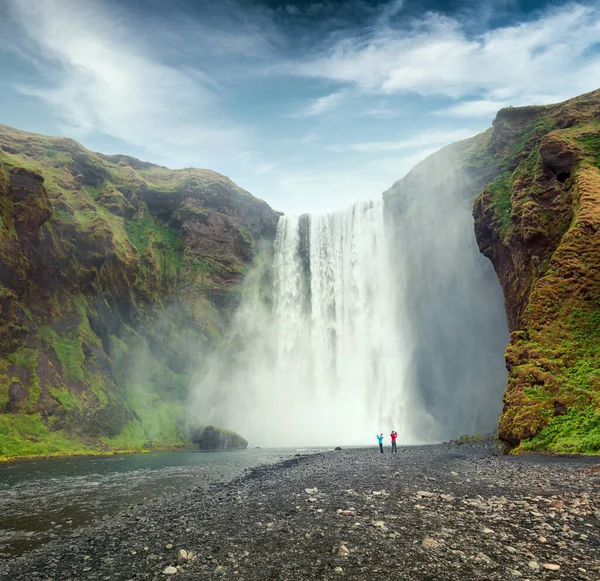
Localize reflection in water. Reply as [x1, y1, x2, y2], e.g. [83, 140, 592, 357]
[0, 448, 308, 558]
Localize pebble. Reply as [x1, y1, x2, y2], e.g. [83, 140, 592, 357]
[162, 566, 177, 575]
[542, 564, 561, 571]
[422, 537, 439, 549]
[1, 441, 596, 581]
[336, 544, 350, 556]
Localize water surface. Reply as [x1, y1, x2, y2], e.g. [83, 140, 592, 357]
[0, 448, 315, 558]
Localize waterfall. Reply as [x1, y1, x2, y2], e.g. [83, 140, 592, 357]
[193, 200, 433, 446]
[192, 145, 510, 447]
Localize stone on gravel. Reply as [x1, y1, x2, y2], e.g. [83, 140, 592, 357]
[543, 563, 561, 571]
[177, 549, 190, 565]
[2, 439, 598, 581]
[336, 544, 350, 556]
[422, 537, 439, 549]
[163, 566, 178, 575]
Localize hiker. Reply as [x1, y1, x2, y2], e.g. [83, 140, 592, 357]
[390, 430, 397, 453]
[376, 433, 384, 454]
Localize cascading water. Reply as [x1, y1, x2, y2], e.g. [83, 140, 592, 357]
[192, 200, 433, 446]
[192, 144, 510, 447]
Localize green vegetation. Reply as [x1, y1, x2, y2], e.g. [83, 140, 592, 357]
[471, 93, 600, 454]
[0, 122, 275, 460]
[0, 414, 94, 460]
[487, 172, 513, 233]
[523, 408, 600, 453]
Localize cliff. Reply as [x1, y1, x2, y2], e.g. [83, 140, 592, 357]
[0, 124, 279, 459]
[472, 90, 600, 453]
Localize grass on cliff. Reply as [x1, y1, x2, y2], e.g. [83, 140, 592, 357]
[0, 414, 95, 459]
[487, 172, 513, 233]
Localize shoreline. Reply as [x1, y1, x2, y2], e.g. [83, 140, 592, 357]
[1, 439, 598, 580]
[0, 443, 191, 464]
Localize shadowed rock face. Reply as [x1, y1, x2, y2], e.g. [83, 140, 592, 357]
[472, 89, 600, 453]
[0, 124, 279, 458]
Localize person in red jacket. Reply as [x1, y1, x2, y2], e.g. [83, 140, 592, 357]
[390, 430, 398, 453]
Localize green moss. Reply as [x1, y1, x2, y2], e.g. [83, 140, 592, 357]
[575, 128, 600, 168]
[506, 118, 559, 165]
[125, 214, 185, 269]
[487, 172, 513, 233]
[0, 413, 94, 459]
[89, 373, 109, 405]
[8, 348, 41, 412]
[48, 386, 82, 411]
[119, 384, 185, 444]
[524, 407, 600, 453]
[54, 335, 85, 381]
[109, 334, 129, 363]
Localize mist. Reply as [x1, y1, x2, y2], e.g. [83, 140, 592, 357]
[384, 140, 510, 441]
[190, 142, 509, 447]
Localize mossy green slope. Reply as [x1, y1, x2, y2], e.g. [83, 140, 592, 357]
[472, 89, 600, 453]
[0, 124, 279, 459]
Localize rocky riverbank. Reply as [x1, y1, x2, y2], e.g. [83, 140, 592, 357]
[1, 440, 598, 580]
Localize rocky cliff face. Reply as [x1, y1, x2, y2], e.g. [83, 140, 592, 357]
[472, 90, 600, 453]
[0, 124, 279, 459]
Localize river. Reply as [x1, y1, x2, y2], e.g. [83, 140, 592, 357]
[0, 448, 319, 558]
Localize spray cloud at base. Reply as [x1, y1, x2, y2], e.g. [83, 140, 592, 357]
[190, 146, 510, 447]
[191, 200, 433, 447]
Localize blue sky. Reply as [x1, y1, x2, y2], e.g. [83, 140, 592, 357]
[0, 0, 599, 213]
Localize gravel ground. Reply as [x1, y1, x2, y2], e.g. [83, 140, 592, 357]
[1, 440, 598, 581]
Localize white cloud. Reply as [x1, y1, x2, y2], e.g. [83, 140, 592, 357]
[291, 91, 345, 117]
[434, 99, 512, 118]
[287, 3, 600, 111]
[2, 0, 245, 162]
[340, 128, 479, 152]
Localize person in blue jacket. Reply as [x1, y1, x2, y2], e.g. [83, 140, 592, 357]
[376, 433, 384, 454]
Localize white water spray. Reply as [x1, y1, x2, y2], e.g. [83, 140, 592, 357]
[193, 200, 432, 446]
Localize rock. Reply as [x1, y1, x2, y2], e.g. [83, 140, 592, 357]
[336, 544, 350, 556]
[542, 564, 561, 571]
[165, 544, 173, 550]
[305, 488, 318, 495]
[334, 566, 344, 573]
[214, 565, 227, 575]
[192, 426, 248, 451]
[334, 447, 342, 451]
[482, 527, 494, 535]
[422, 537, 439, 549]
[528, 561, 540, 570]
[416, 491, 434, 498]
[163, 566, 178, 575]
[177, 549, 189, 565]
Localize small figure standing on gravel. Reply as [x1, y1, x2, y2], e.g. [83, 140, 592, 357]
[390, 430, 397, 453]
[376, 433, 384, 454]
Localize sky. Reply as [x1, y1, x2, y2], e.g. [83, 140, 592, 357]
[0, 0, 599, 214]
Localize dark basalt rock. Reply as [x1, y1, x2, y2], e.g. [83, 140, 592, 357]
[192, 425, 248, 451]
